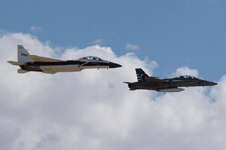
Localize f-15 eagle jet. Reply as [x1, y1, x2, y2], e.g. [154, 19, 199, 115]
[124, 68, 217, 92]
[8, 45, 122, 74]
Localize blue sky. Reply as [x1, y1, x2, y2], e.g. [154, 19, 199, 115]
[1, 0, 226, 80]
[1, 1, 226, 150]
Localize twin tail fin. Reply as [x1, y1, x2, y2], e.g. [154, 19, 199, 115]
[17, 45, 33, 63]
[135, 68, 149, 82]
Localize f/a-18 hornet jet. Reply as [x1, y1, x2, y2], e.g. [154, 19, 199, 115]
[8, 45, 122, 74]
[124, 68, 217, 92]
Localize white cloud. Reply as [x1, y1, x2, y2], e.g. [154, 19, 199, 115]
[93, 39, 103, 45]
[126, 43, 140, 50]
[171, 66, 199, 77]
[0, 32, 225, 150]
[30, 26, 42, 32]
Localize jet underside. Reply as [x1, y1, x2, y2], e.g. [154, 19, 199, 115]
[20, 61, 113, 74]
[128, 78, 217, 92]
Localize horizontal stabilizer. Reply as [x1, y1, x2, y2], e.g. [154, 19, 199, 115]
[42, 68, 57, 74]
[18, 69, 29, 74]
[27, 55, 64, 62]
[123, 82, 133, 84]
[129, 89, 136, 91]
[8, 61, 25, 66]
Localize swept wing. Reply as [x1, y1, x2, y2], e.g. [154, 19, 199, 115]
[27, 55, 64, 62]
[78, 61, 90, 67]
[145, 77, 166, 83]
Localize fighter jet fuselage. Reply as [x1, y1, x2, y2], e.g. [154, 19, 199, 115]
[19, 59, 121, 73]
[8, 45, 122, 74]
[125, 68, 217, 92]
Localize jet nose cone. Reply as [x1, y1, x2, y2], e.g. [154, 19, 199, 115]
[212, 82, 218, 86]
[207, 81, 218, 86]
[109, 62, 122, 68]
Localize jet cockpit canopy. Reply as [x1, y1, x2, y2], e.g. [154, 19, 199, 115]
[79, 56, 103, 61]
[168, 75, 198, 80]
[179, 75, 196, 79]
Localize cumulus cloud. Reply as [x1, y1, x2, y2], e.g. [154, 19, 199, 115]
[93, 39, 103, 45]
[171, 66, 199, 77]
[126, 43, 140, 50]
[0, 32, 225, 150]
[30, 26, 42, 32]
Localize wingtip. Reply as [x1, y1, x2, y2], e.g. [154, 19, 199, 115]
[8, 61, 25, 66]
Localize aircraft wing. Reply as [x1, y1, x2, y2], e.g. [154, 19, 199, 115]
[146, 77, 166, 83]
[27, 55, 64, 62]
[78, 61, 90, 67]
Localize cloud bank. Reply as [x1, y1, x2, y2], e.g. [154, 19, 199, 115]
[0, 32, 225, 150]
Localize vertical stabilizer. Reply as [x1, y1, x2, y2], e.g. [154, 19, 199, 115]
[135, 68, 149, 82]
[17, 45, 33, 63]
